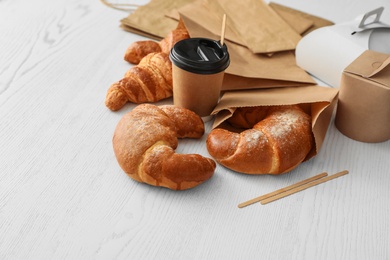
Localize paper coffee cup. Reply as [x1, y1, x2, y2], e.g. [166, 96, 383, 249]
[170, 38, 230, 119]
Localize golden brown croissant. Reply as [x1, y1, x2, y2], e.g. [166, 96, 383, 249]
[105, 52, 173, 111]
[159, 23, 190, 54]
[124, 40, 161, 65]
[124, 19, 190, 64]
[206, 105, 314, 175]
[113, 104, 216, 190]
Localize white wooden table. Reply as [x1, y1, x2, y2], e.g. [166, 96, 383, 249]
[1, 0, 389, 259]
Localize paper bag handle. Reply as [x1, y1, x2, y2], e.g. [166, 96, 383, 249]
[358, 7, 384, 29]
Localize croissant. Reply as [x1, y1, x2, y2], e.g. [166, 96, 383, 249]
[105, 52, 173, 111]
[112, 104, 216, 190]
[206, 105, 314, 175]
[124, 40, 161, 65]
[124, 19, 190, 64]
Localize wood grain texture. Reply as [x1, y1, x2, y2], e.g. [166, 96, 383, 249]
[1, 0, 390, 259]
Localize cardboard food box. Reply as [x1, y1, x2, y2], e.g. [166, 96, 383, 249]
[335, 50, 390, 142]
[211, 85, 339, 160]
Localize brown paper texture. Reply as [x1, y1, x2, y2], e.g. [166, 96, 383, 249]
[335, 50, 390, 143]
[269, 5, 314, 35]
[211, 85, 339, 159]
[268, 2, 334, 36]
[177, 0, 301, 54]
[167, 2, 333, 36]
[221, 74, 313, 91]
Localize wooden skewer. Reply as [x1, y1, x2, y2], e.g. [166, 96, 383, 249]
[260, 170, 349, 205]
[238, 172, 328, 208]
[220, 14, 227, 46]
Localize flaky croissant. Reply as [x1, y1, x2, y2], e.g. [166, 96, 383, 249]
[124, 19, 190, 64]
[106, 20, 189, 111]
[207, 105, 314, 175]
[113, 104, 216, 190]
[105, 52, 173, 111]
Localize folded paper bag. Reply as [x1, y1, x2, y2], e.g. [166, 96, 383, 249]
[178, 11, 316, 90]
[335, 50, 390, 143]
[175, 0, 302, 54]
[211, 85, 339, 159]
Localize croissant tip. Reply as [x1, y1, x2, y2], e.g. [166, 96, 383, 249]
[105, 103, 120, 111]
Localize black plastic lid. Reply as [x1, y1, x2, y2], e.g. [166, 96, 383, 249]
[170, 38, 230, 74]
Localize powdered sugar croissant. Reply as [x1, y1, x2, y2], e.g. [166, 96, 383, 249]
[207, 105, 314, 175]
[113, 104, 216, 190]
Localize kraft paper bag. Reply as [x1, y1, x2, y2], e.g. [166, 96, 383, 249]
[119, 0, 333, 90]
[179, 13, 316, 90]
[268, 2, 334, 36]
[177, 0, 301, 54]
[211, 86, 339, 159]
[335, 50, 390, 143]
[168, 2, 332, 36]
[120, 0, 333, 49]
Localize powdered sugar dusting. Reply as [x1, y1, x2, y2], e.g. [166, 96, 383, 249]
[245, 130, 267, 149]
[267, 110, 302, 139]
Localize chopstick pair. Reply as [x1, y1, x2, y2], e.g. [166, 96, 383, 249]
[238, 170, 349, 208]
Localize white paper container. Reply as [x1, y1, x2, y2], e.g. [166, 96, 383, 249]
[296, 7, 390, 87]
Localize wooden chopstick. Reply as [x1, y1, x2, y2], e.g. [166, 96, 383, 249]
[220, 14, 227, 46]
[238, 172, 328, 208]
[260, 170, 349, 205]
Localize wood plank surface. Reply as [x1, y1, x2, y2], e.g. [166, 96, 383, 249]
[1, 0, 390, 259]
